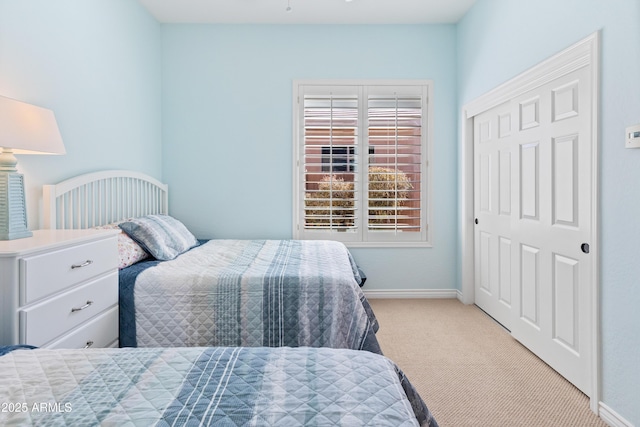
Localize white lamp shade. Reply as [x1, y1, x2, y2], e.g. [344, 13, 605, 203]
[0, 95, 65, 155]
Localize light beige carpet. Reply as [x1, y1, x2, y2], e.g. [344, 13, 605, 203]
[368, 299, 606, 427]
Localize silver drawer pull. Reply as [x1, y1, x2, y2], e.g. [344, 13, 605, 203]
[71, 300, 94, 313]
[71, 260, 94, 269]
[83, 341, 94, 349]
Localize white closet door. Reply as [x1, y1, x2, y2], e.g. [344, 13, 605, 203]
[474, 101, 514, 329]
[474, 65, 593, 395]
[510, 66, 593, 395]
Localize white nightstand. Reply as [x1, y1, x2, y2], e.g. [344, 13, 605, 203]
[0, 229, 119, 349]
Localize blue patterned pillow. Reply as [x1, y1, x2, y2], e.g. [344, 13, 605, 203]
[119, 215, 198, 261]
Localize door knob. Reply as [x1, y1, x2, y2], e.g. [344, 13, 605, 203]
[581, 243, 590, 254]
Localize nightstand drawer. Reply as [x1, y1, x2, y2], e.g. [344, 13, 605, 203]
[46, 306, 119, 349]
[19, 271, 118, 346]
[20, 237, 118, 304]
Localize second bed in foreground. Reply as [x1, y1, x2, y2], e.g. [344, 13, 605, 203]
[0, 346, 438, 426]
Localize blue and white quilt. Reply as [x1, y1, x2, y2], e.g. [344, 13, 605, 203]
[119, 239, 381, 353]
[0, 346, 438, 426]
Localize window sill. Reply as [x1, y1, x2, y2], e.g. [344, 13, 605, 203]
[344, 241, 433, 249]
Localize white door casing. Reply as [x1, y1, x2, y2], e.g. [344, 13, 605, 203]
[462, 32, 599, 411]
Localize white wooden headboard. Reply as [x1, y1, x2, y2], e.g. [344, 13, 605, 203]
[43, 170, 168, 229]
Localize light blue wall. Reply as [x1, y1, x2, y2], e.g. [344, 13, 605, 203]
[0, 0, 162, 228]
[162, 24, 459, 291]
[457, 0, 640, 424]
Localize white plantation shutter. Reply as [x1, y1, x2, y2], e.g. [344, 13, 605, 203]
[302, 90, 360, 234]
[366, 88, 424, 236]
[294, 81, 431, 246]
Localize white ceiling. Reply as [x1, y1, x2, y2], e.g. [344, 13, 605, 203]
[137, 0, 476, 25]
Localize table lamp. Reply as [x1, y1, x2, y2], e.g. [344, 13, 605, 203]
[0, 95, 65, 240]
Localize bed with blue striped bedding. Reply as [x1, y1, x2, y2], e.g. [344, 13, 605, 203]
[119, 239, 381, 353]
[0, 346, 438, 426]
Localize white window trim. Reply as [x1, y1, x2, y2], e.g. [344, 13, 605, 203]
[292, 79, 434, 248]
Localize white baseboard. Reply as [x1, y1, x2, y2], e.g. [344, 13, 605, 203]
[363, 289, 461, 299]
[599, 402, 634, 427]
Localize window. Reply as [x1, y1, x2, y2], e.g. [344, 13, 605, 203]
[322, 146, 355, 173]
[293, 81, 432, 246]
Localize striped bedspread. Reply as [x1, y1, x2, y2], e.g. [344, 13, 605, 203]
[0, 346, 438, 426]
[119, 239, 381, 353]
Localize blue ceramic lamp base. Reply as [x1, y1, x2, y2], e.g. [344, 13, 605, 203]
[0, 172, 32, 240]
